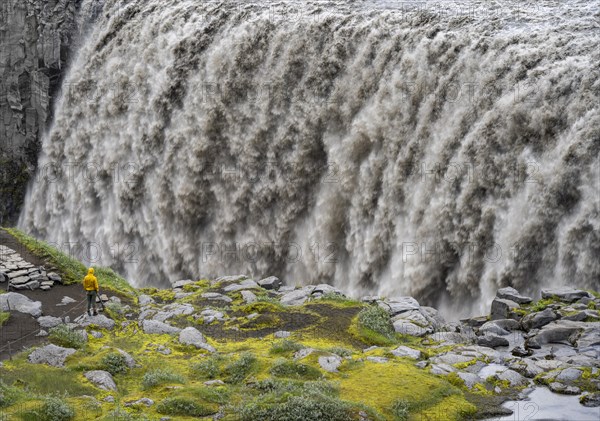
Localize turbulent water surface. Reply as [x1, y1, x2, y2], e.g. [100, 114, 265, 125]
[20, 0, 600, 316]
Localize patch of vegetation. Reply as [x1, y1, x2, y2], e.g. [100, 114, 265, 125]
[239, 300, 283, 314]
[19, 396, 75, 421]
[236, 394, 357, 421]
[316, 293, 362, 307]
[352, 305, 396, 345]
[142, 368, 185, 389]
[529, 298, 557, 312]
[156, 397, 217, 417]
[4, 228, 135, 297]
[390, 399, 410, 421]
[270, 358, 322, 380]
[48, 325, 87, 349]
[224, 352, 257, 384]
[327, 347, 353, 357]
[447, 372, 466, 388]
[192, 357, 221, 379]
[0, 380, 24, 408]
[101, 352, 129, 375]
[0, 310, 9, 326]
[270, 339, 304, 355]
[0, 365, 96, 397]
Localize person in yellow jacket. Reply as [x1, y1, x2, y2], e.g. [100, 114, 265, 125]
[83, 267, 99, 316]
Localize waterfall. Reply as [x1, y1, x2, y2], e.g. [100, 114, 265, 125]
[19, 0, 600, 317]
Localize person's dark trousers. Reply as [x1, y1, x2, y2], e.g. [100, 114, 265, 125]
[87, 291, 97, 315]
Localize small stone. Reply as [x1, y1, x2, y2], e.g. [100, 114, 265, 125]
[204, 380, 225, 386]
[138, 294, 155, 306]
[274, 330, 291, 338]
[37, 316, 63, 329]
[57, 296, 77, 306]
[241, 290, 257, 304]
[104, 396, 115, 403]
[549, 382, 580, 394]
[367, 356, 389, 363]
[477, 333, 510, 348]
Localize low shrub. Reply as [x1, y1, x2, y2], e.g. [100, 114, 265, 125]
[357, 305, 395, 339]
[238, 394, 354, 421]
[270, 339, 304, 355]
[270, 358, 322, 380]
[192, 357, 220, 379]
[390, 399, 410, 421]
[0, 380, 23, 408]
[224, 352, 257, 384]
[156, 397, 217, 417]
[142, 369, 185, 389]
[21, 396, 75, 421]
[101, 352, 129, 375]
[48, 325, 86, 349]
[326, 347, 353, 357]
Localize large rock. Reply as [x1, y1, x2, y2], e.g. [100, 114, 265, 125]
[116, 349, 137, 368]
[393, 320, 429, 337]
[141, 320, 181, 335]
[258, 276, 282, 290]
[37, 316, 63, 329]
[318, 355, 342, 372]
[84, 370, 117, 391]
[223, 279, 259, 292]
[0, 292, 42, 317]
[477, 333, 509, 348]
[241, 290, 257, 304]
[28, 344, 76, 367]
[152, 303, 194, 322]
[526, 321, 584, 348]
[201, 292, 233, 303]
[541, 287, 592, 303]
[391, 346, 422, 360]
[490, 298, 520, 320]
[75, 314, 116, 330]
[178, 327, 215, 352]
[378, 297, 420, 316]
[496, 287, 532, 304]
[138, 295, 155, 306]
[521, 308, 558, 331]
[280, 289, 310, 306]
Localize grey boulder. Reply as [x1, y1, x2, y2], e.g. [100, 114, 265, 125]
[521, 308, 558, 331]
[258, 276, 282, 290]
[541, 287, 592, 303]
[84, 370, 117, 391]
[141, 320, 181, 335]
[496, 287, 532, 304]
[28, 344, 76, 367]
[0, 292, 42, 317]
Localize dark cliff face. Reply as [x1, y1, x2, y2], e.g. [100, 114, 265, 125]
[0, 0, 82, 225]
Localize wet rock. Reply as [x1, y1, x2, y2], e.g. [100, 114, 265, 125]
[548, 382, 580, 394]
[84, 370, 117, 391]
[141, 320, 181, 335]
[28, 344, 76, 367]
[461, 316, 488, 328]
[497, 369, 527, 387]
[258, 276, 282, 290]
[477, 333, 510, 348]
[378, 297, 420, 316]
[580, 392, 600, 407]
[555, 367, 583, 383]
[491, 298, 520, 320]
[521, 308, 558, 331]
[497, 287, 532, 304]
[479, 322, 509, 336]
[526, 321, 583, 348]
[0, 292, 42, 317]
[428, 332, 469, 345]
[542, 287, 592, 303]
[511, 346, 532, 357]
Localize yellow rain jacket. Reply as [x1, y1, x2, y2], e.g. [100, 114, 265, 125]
[83, 268, 99, 291]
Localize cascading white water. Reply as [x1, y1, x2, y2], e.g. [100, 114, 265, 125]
[19, 0, 600, 316]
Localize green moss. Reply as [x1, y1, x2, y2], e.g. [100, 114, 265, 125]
[453, 359, 478, 370]
[529, 298, 557, 312]
[239, 301, 283, 314]
[0, 310, 9, 326]
[142, 368, 185, 389]
[270, 339, 304, 355]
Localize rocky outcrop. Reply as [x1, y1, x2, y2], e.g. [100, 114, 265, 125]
[0, 0, 87, 225]
[0, 245, 60, 291]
